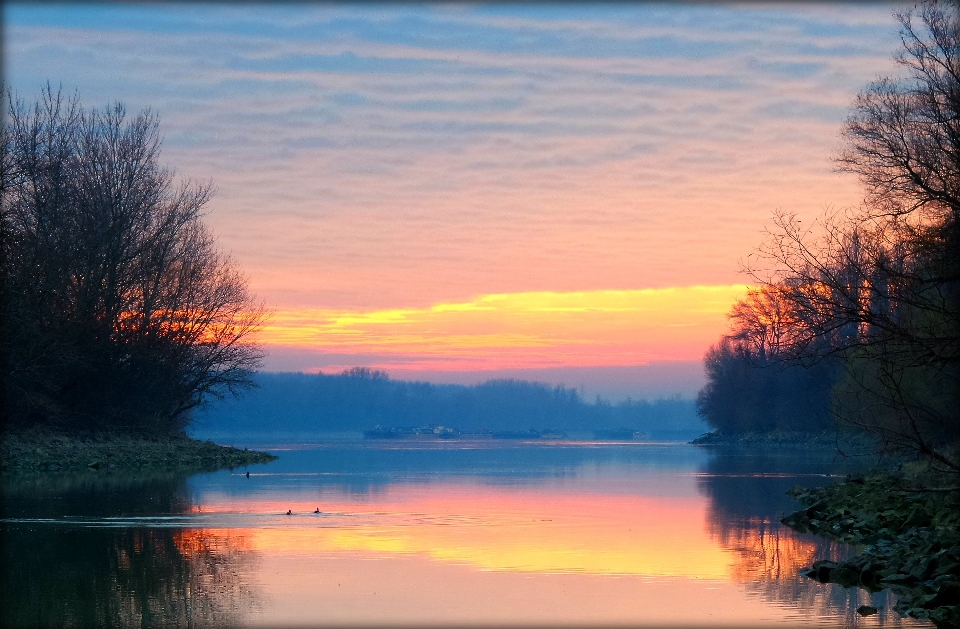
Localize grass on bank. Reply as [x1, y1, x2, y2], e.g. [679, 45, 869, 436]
[0, 428, 277, 474]
[690, 429, 881, 451]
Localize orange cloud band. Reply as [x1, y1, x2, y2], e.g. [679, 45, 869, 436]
[257, 285, 750, 370]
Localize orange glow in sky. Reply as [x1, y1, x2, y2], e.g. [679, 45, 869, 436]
[256, 284, 750, 371]
[7, 5, 904, 375]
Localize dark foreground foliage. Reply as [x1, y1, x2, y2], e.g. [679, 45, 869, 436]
[0, 428, 276, 474]
[783, 470, 960, 627]
[703, 5, 960, 623]
[696, 344, 840, 435]
[1, 87, 264, 437]
[697, 1, 960, 470]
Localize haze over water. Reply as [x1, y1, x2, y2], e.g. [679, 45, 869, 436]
[2, 440, 922, 627]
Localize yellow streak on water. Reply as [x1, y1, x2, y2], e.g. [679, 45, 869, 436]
[202, 488, 735, 579]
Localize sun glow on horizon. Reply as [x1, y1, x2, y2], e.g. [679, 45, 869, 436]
[255, 285, 750, 371]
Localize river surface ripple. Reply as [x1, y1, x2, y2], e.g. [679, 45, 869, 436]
[0, 440, 929, 627]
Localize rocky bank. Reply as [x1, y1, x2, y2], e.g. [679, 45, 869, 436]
[782, 470, 960, 627]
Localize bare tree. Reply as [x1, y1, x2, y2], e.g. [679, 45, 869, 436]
[749, 209, 958, 468]
[727, 286, 794, 361]
[2, 86, 265, 435]
[744, 2, 960, 470]
[838, 1, 960, 219]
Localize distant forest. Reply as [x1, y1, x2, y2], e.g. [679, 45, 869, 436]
[191, 369, 706, 440]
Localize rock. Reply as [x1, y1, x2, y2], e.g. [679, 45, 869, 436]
[916, 555, 941, 581]
[883, 572, 921, 585]
[906, 607, 929, 619]
[857, 605, 878, 616]
[926, 581, 960, 608]
[830, 564, 863, 588]
[900, 506, 933, 531]
[926, 606, 958, 626]
[811, 560, 838, 582]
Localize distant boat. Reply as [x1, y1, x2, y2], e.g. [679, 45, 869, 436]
[539, 430, 567, 440]
[364, 425, 461, 439]
[363, 427, 402, 439]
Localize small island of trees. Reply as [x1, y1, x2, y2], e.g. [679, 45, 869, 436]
[1, 86, 272, 470]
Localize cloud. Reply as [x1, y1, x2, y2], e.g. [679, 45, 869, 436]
[4, 4, 902, 317]
[254, 285, 750, 370]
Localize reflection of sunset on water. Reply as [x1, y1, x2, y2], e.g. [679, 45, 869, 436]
[3, 443, 922, 626]
[182, 475, 907, 627]
[705, 509, 920, 626]
[173, 527, 254, 556]
[193, 483, 735, 578]
[710, 516, 826, 583]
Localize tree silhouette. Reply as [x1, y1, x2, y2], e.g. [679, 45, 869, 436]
[730, 1, 959, 467]
[1, 86, 265, 435]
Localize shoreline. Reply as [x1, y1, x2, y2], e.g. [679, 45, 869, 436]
[781, 469, 960, 627]
[0, 429, 277, 475]
[690, 430, 881, 451]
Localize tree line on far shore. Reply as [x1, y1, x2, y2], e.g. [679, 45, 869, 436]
[696, 2, 959, 470]
[191, 368, 705, 439]
[192, 368, 705, 438]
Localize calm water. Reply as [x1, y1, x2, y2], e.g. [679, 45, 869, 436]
[1, 440, 928, 627]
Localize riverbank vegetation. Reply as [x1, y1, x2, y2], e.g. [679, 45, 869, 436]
[1, 86, 270, 468]
[698, 2, 960, 625]
[1, 428, 276, 474]
[697, 0, 959, 469]
[689, 429, 878, 452]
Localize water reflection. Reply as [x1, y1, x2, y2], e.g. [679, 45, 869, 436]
[216, 440, 706, 496]
[0, 442, 930, 627]
[697, 448, 914, 626]
[1, 472, 259, 628]
[200, 487, 733, 578]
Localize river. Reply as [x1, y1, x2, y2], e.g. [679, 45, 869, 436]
[1, 439, 927, 627]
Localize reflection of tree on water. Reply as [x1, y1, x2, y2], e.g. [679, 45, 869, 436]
[697, 449, 913, 626]
[1, 472, 260, 628]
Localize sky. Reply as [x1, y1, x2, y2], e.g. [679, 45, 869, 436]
[3, 3, 905, 399]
